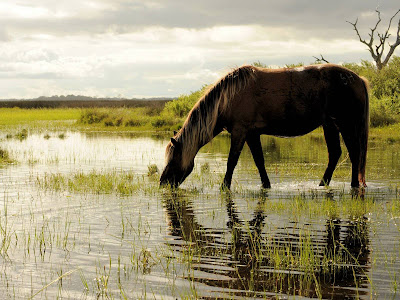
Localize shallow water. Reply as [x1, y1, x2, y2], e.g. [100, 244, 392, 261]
[0, 131, 399, 299]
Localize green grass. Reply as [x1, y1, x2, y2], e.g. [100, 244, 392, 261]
[369, 123, 400, 142]
[36, 169, 160, 195]
[0, 108, 80, 126]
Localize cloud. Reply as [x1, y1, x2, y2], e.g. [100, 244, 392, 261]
[1, 1, 399, 39]
[0, 24, 369, 99]
[0, 28, 10, 41]
[0, 0, 399, 98]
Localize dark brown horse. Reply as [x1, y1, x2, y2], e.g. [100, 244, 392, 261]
[160, 64, 369, 189]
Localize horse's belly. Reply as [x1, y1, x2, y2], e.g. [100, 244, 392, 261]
[255, 114, 322, 137]
[252, 95, 324, 137]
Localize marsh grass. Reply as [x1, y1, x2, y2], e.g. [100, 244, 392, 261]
[160, 192, 376, 299]
[5, 172, 400, 298]
[0, 148, 14, 164]
[1, 127, 399, 298]
[147, 164, 159, 177]
[36, 170, 160, 195]
[15, 128, 28, 140]
[259, 193, 376, 219]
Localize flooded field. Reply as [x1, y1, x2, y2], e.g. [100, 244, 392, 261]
[0, 130, 399, 299]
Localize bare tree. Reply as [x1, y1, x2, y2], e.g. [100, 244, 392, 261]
[347, 8, 400, 70]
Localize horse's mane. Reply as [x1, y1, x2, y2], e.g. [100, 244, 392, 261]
[175, 65, 257, 168]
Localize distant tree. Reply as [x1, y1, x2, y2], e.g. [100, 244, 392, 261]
[347, 8, 400, 70]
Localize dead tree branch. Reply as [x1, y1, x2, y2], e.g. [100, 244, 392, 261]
[347, 8, 400, 70]
[313, 54, 330, 64]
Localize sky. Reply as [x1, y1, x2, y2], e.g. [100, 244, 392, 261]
[0, 1, 399, 99]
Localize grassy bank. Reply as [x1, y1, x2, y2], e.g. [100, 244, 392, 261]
[0, 106, 400, 142]
[0, 107, 81, 126]
[1, 55, 400, 138]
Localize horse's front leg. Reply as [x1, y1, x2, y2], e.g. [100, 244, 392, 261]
[319, 124, 342, 186]
[246, 134, 271, 188]
[222, 128, 246, 189]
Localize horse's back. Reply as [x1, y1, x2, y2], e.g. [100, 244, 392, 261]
[226, 64, 367, 137]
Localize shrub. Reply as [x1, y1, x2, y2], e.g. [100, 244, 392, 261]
[163, 86, 207, 118]
[103, 117, 115, 127]
[343, 57, 400, 126]
[369, 96, 400, 127]
[124, 118, 145, 127]
[80, 109, 109, 124]
[151, 117, 168, 128]
[371, 56, 400, 100]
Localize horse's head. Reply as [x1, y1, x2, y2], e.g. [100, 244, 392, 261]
[160, 137, 194, 188]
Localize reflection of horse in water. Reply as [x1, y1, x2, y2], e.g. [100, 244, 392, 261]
[163, 194, 370, 299]
[160, 64, 369, 189]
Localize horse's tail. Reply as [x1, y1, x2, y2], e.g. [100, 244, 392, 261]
[358, 76, 369, 187]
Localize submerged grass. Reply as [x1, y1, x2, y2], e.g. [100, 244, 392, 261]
[0, 118, 399, 298]
[161, 192, 379, 299]
[259, 193, 377, 219]
[6, 165, 400, 298]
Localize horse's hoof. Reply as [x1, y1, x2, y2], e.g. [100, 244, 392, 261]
[262, 183, 271, 189]
[220, 183, 231, 191]
[319, 180, 329, 187]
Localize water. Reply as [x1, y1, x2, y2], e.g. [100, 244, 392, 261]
[0, 131, 399, 299]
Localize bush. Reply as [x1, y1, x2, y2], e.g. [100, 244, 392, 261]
[80, 108, 109, 124]
[124, 118, 146, 127]
[80, 108, 152, 128]
[371, 56, 400, 101]
[343, 57, 400, 126]
[163, 86, 207, 118]
[369, 96, 400, 127]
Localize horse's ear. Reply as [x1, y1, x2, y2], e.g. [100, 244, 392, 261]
[171, 137, 179, 146]
[173, 130, 178, 136]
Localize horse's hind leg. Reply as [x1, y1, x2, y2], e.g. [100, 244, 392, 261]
[340, 129, 361, 188]
[319, 124, 342, 186]
[246, 134, 271, 188]
[223, 128, 247, 189]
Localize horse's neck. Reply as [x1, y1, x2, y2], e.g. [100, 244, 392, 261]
[179, 96, 224, 166]
[178, 127, 200, 168]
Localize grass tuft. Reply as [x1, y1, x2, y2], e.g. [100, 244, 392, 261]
[36, 170, 159, 195]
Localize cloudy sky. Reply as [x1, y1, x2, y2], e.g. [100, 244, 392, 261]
[0, 1, 399, 99]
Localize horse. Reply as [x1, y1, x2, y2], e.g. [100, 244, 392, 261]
[160, 64, 369, 189]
